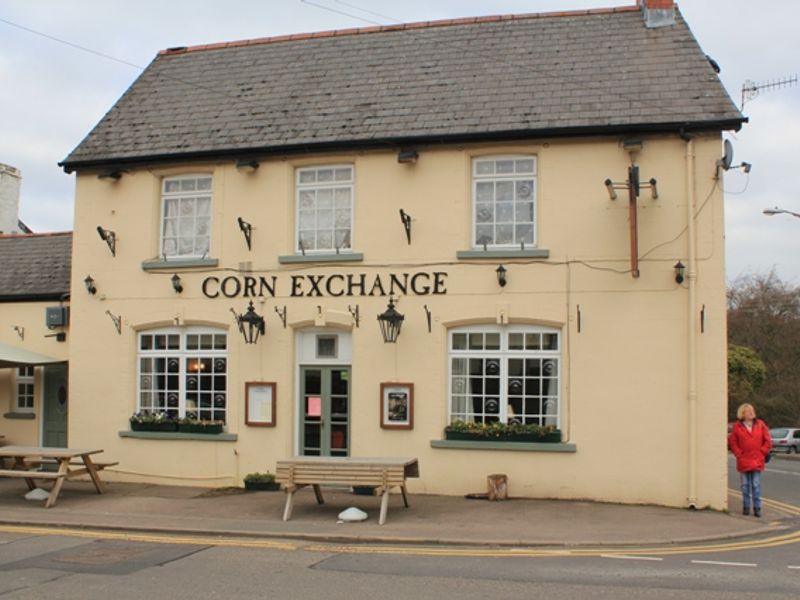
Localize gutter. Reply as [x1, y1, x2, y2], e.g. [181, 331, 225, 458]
[59, 118, 747, 173]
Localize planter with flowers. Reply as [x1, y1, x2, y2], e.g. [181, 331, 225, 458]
[130, 412, 178, 432]
[177, 418, 225, 434]
[444, 420, 561, 443]
[243, 472, 280, 491]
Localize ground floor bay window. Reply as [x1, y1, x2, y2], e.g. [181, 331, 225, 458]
[448, 325, 560, 427]
[137, 328, 227, 422]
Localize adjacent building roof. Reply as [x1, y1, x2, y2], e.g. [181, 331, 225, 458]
[61, 5, 743, 171]
[0, 233, 72, 301]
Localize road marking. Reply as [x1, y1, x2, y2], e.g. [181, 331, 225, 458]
[691, 560, 757, 567]
[788, 566, 800, 570]
[601, 554, 663, 561]
[765, 467, 800, 477]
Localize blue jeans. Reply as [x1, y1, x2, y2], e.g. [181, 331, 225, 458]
[739, 471, 762, 511]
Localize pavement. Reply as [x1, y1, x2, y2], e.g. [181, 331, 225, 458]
[0, 476, 795, 548]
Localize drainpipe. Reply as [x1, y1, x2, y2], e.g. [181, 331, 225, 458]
[685, 136, 698, 508]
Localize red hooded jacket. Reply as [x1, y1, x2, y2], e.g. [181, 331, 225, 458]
[728, 419, 772, 472]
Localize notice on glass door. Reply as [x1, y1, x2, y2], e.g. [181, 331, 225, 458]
[307, 396, 322, 417]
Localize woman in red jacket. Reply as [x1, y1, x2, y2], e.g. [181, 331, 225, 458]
[728, 403, 772, 517]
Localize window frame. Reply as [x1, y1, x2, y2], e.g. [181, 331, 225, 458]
[471, 155, 537, 249]
[295, 164, 355, 255]
[447, 325, 560, 428]
[15, 366, 35, 412]
[159, 174, 213, 259]
[136, 326, 228, 422]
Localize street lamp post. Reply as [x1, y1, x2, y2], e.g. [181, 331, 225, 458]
[763, 207, 800, 219]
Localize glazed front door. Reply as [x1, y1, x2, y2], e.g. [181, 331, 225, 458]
[300, 367, 350, 456]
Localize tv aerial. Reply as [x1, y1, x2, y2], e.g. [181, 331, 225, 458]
[741, 75, 797, 109]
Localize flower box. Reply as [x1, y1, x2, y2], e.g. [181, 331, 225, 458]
[244, 480, 280, 491]
[444, 422, 562, 443]
[178, 422, 224, 434]
[130, 421, 178, 432]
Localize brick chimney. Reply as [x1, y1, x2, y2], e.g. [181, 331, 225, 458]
[0, 163, 22, 234]
[638, 0, 675, 28]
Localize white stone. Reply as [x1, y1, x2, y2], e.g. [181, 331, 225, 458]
[337, 507, 368, 522]
[24, 488, 50, 501]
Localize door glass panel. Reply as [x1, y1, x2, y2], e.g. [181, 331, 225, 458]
[305, 369, 321, 395]
[331, 369, 348, 395]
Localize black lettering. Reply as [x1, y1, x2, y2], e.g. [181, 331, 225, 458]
[201, 276, 220, 298]
[369, 274, 387, 296]
[220, 276, 242, 298]
[307, 275, 324, 297]
[258, 276, 277, 297]
[243, 276, 257, 297]
[410, 272, 431, 295]
[433, 272, 448, 295]
[290, 275, 305, 297]
[326, 274, 345, 297]
[347, 274, 366, 296]
[389, 273, 408, 296]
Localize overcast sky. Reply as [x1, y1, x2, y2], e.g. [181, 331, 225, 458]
[1, 0, 798, 283]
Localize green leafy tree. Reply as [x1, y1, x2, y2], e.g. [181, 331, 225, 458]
[727, 344, 766, 422]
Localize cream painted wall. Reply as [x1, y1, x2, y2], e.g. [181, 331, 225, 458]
[67, 134, 729, 508]
[0, 301, 69, 445]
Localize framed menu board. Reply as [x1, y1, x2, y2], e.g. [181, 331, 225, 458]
[245, 382, 276, 427]
[380, 382, 413, 430]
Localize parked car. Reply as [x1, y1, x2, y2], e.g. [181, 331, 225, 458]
[770, 428, 800, 454]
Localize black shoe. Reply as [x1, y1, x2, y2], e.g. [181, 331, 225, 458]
[754, 508, 761, 518]
[743, 507, 750, 515]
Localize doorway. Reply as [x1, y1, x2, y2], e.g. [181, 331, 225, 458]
[42, 363, 68, 447]
[299, 366, 350, 456]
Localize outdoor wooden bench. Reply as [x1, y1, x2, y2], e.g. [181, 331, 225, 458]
[0, 446, 115, 508]
[275, 457, 419, 525]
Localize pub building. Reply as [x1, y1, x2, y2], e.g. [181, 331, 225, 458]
[57, 1, 743, 509]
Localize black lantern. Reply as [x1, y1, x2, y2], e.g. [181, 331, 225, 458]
[84, 275, 97, 295]
[377, 297, 404, 343]
[171, 273, 183, 294]
[496, 264, 507, 287]
[674, 261, 686, 285]
[237, 301, 265, 344]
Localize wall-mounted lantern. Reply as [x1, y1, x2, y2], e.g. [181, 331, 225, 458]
[84, 275, 97, 295]
[377, 297, 404, 343]
[397, 150, 418, 164]
[171, 273, 183, 294]
[496, 264, 507, 287]
[236, 159, 259, 173]
[674, 261, 686, 285]
[97, 171, 122, 182]
[236, 300, 265, 344]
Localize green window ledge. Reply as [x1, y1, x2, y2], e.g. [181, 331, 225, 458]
[118, 430, 237, 442]
[456, 249, 550, 260]
[430, 439, 576, 452]
[142, 258, 219, 271]
[278, 252, 364, 264]
[3, 412, 35, 420]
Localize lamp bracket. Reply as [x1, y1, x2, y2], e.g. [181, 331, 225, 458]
[105, 310, 122, 335]
[237, 217, 253, 251]
[423, 305, 432, 333]
[97, 226, 117, 257]
[274, 305, 287, 328]
[12, 326, 24, 341]
[348, 304, 360, 328]
[399, 209, 412, 244]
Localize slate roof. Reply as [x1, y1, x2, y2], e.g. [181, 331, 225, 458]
[0, 233, 72, 301]
[61, 6, 743, 171]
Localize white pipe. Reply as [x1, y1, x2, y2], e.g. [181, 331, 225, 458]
[686, 137, 698, 508]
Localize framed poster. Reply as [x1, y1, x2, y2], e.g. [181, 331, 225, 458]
[245, 382, 276, 427]
[380, 382, 413, 430]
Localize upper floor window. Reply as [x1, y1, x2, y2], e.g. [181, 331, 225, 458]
[161, 175, 212, 258]
[137, 328, 227, 422]
[296, 165, 353, 254]
[473, 156, 536, 248]
[16, 366, 34, 412]
[449, 325, 559, 427]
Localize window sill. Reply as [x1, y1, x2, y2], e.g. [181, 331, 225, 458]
[457, 249, 550, 260]
[430, 439, 576, 452]
[118, 430, 237, 442]
[3, 412, 35, 420]
[142, 258, 219, 271]
[278, 252, 364, 264]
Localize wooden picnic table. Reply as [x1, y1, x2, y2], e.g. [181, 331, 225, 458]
[275, 456, 419, 525]
[0, 446, 117, 508]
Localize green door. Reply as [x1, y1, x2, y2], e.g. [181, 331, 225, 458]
[42, 364, 68, 447]
[300, 366, 350, 456]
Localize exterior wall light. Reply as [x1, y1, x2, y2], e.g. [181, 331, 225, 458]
[236, 300, 265, 344]
[674, 261, 685, 284]
[84, 275, 97, 295]
[171, 273, 183, 294]
[397, 150, 418, 164]
[97, 171, 122, 182]
[377, 297, 404, 343]
[496, 264, 507, 287]
[96, 226, 117, 256]
[236, 159, 259, 173]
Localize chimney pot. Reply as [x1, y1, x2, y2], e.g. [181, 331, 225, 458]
[640, 0, 675, 28]
[0, 163, 22, 234]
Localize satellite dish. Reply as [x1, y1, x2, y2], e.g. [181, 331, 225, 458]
[719, 139, 734, 170]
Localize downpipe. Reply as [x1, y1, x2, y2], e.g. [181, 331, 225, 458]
[685, 137, 698, 509]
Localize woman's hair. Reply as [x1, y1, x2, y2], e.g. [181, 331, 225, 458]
[736, 403, 757, 420]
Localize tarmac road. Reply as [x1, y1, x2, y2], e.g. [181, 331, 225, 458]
[728, 453, 800, 508]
